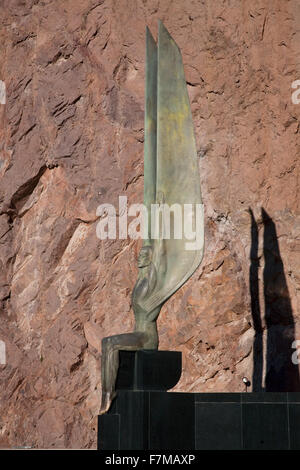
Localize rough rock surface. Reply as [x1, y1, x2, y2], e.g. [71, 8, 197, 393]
[0, 0, 299, 448]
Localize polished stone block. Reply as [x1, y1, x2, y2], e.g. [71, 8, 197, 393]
[195, 393, 241, 402]
[115, 351, 135, 391]
[99, 391, 300, 450]
[97, 414, 119, 450]
[149, 392, 195, 450]
[98, 352, 300, 450]
[241, 392, 287, 403]
[98, 390, 194, 450]
[115, 350, 182, 391]
[242, 403, 289, 450]
[99, 391, 148, 450]
[115, 391, 149, 449]
[288, 392, 300, 403]
[288, 404, 300, 450]
[196, 403, 242, 450]
[99, 351, 189, 450]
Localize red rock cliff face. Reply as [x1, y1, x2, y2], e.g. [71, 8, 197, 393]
[0, 0, 299, 448]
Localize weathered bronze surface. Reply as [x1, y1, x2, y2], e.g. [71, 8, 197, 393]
[100, 21, 204, 414]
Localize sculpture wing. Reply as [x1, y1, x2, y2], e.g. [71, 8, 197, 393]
[143, 27, 157, 244]
[142, 21, 204, 312]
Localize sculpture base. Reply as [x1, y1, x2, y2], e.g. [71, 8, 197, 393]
[98, 350, 191, 450]
[98, 351, 300, 450]
[115, 349, 182, 391]
[195, 392, 300, 450]
[98, 390, 195, 450]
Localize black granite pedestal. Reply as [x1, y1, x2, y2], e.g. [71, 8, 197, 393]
[98, 350, 300, 450]
[195, 392, 300, 450]
[98, 350, 195, 450]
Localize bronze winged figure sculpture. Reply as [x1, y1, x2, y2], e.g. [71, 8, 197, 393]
[100, 21, 204, 414]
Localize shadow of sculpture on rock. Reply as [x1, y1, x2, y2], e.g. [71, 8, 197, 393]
[249, 209, 263, 391]
[249, 208, 300, 391]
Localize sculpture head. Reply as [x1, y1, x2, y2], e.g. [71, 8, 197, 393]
[137, 246, 153, 268]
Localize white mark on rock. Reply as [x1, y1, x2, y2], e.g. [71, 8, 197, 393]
[0, 81, 6, 104]
[0, 340, 6, 365]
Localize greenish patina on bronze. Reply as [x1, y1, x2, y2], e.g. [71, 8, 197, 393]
[100, 21, 204, 414]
